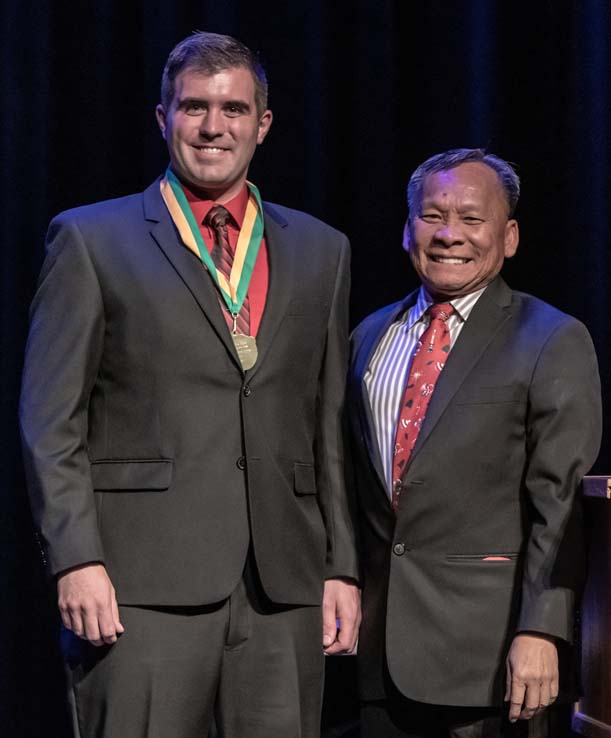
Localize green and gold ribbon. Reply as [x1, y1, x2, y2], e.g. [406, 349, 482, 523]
[160, 167, 264, 317]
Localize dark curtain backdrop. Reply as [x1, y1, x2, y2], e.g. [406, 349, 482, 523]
[1, 1, 609, 735]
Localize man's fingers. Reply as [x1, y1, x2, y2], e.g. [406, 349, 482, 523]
[57, 564, 122, 647]
[321, 580, 361, 653]
[322, 605, 338, 649]
[67, 609, 84, 639]
[82, 608, 103, 646]
[328, 601, 360, 653]
[506, 633, 559, 721]
[58, 603, 73, 632]
[508, 680, 526, 722]
[339, 621, 359, 652]
[65, 600, 118, 647]
[550, 676, 559, 704]
[111, 593, 125, 635]
[98, 601, 120, 645]
[537, 680, 551, 712]
[504, 667, 511, 702]
[519, 681, 541, 721]
[324, 621, 357, 655]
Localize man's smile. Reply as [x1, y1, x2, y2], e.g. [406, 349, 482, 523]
[429, 255, 472, 264]
[192, 145, 230, 155]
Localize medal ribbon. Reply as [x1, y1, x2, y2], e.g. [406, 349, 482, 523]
[159, 167, 264, 318]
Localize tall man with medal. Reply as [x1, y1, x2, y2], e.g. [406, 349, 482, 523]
[159, 168, 264, 370]
[20, 32, 360, 738]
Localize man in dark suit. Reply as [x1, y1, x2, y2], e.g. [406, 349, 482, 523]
[347, 149, 601, 737]
[20, 31, 360, 738]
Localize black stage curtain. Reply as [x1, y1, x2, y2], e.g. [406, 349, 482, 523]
[1, 1, 609, 735]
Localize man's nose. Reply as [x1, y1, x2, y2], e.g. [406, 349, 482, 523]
[199, 108, 225, 137]
[433, 223, 465, 246]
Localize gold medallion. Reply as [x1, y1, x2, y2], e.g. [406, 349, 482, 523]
[232, 333, 258, 371]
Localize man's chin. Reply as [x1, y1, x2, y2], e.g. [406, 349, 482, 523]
[186, 171, 227, 191]
[424, 282, 471, 300]
[180, 173, 237, 200]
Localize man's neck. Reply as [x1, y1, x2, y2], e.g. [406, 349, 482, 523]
[172, 171, 248, 205]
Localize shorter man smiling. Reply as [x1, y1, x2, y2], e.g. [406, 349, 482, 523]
[347, 149, 601, 737]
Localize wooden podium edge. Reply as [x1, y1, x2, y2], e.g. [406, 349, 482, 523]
[573, 706, 611, 738]
[582, 476, 611, 499]
[572, 476, 611, 737]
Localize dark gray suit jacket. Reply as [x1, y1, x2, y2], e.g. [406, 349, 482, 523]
[20, 178, 358, 606]
[348, 276, 601, 706]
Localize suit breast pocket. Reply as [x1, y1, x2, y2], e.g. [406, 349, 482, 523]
[285, 298, 326, 316]
[454, 385, 523, 405]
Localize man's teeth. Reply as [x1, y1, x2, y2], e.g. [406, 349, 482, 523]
[198, 147, 225, 153]
[432, 257, 469, 264]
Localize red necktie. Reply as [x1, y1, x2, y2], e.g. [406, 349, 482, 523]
[205, 205, 251, 336]
[392, 303, 454, 510]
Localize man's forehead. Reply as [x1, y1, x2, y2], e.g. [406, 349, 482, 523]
[173, 65, 256, 98]
[425, 162, 497, 187]
[420, 163, 505, 203]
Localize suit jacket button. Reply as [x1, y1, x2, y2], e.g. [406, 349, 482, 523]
[393, 543, 406, 556]
[236, 456, 246, 470]
[242, 384, 251, 397]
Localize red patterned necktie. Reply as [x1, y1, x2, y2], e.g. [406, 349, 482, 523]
[205, 205, 251, 335]
[391, 303, 454, 510]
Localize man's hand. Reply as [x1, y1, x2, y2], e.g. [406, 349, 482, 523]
[505, 633, 558, 722]
[322, 578, 361, 654]
[57, 563, 124, 647]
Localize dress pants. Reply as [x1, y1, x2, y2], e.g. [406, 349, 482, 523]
[62, 556, 324, 738]
[361, 695, 568, 738]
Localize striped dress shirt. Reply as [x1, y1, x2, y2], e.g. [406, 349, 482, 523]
[364, 286, 485, 496]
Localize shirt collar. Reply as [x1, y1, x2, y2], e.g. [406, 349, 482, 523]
[405, 285, 487, 329]
[179, 180, 250, 229]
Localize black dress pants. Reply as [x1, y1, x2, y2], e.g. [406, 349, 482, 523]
[63, 556, 324, 738]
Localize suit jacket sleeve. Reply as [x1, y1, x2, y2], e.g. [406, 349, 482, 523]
[19, 214, 106, 576]
[314, 234, 359, 582]
[518, 317, 602, 641]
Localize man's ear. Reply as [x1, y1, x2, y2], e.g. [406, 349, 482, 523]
[503, 219, 519, 258]
[155, 105, 167, 140]
[402, 220, 412, 253]
[256, 109, 273, 145]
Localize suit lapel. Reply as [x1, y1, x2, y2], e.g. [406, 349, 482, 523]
[353, 292, 418, 499]
[407, 277, 513, 466]
[143, 179, 242, 368]
[145, 185, 298, 378]
[245, 203, 293, 382]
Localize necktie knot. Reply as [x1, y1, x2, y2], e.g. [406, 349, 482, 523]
[205, 205, 231, 230]
[428, 303, 454, 322]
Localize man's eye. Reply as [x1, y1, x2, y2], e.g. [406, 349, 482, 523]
[224, 105, 244, 117]
[420, 213, 442, 223]
[185, 103, 204, 115]
[463, 216, 483, 224]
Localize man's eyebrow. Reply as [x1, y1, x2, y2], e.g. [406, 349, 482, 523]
[176, 97, 251, 112]
[419, 200, 446, 211]
[457, 201, 486, 213]
[177, 97, 207, 108]
[223, 99, 251, 111]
